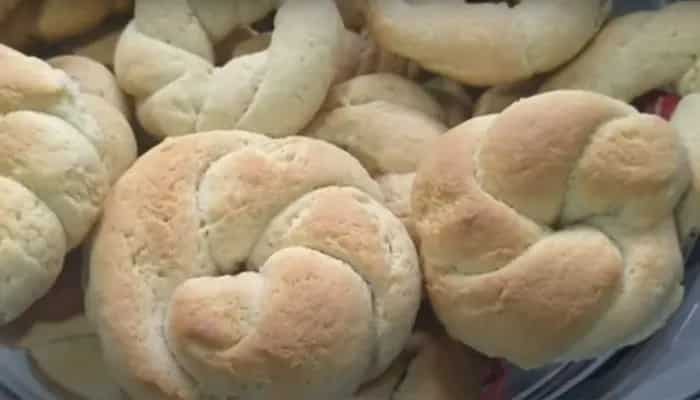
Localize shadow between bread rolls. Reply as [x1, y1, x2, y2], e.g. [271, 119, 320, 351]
[412, 89, 700, 369]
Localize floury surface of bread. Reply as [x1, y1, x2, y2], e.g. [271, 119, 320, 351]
[305, 73, 449, 241]
[115, 0, 345, 139]
[540, 1, 700, 101]
[413, 90, 690, 368]
[366, 0, 611, 86]
[0, 45, 135, 325]
[86, 130, 422, 399]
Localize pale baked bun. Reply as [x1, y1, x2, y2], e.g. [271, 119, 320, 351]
[115, 0, 344, 138]
[0, 0, 132, 50]
[540, 1, 700, 102]
[413, 90, 688, 368]
[0, 45, 136, 325]
[305, 73, 448, 239]
[367, 0, 611, 86]
[86, 130, 422, 399]
[671, 94, 700, 255]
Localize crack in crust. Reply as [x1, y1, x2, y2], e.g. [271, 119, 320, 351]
[87, 131, 422, 400]
[413, 90, 689, 368]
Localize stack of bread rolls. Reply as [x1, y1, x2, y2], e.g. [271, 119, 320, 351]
[1, 1, 699, 399]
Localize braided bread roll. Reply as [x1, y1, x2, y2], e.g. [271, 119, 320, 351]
[305, 73, 448, 240]
[540, 1, 700, 101]
[366, 0, 611, 86]
[0, 45, 136, 325]
[0, 0, 132, 50]
[86, 130, 421, 399]
[413, 90, 690, 368]
[115, 0, 346, 139]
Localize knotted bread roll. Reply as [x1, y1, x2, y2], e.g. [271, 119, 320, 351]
[413, 90, 692, 368]
[0, 45, 136, 325]
[366, 0, 611, 86]
[115, 0, 344, 139]
[86, 130, 422, 400]
[0, 0, 132, 50]
[540, 1, 700, 101]
[305, 73, 448, 240]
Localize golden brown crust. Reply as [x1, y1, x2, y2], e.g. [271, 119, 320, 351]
[413, 90, 688, 368]
[116, 0, 344, 139]
[87, 131, 421, 399]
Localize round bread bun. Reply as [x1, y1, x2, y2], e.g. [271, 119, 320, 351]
[86, 130, 422, 399]
[0, 0, 132, 50]
[115, 0, 346, 139]
[0, 45, 135, 325]
[304, 73, 448, 240]
[540, 1, 700, 102]
[366, 0, 611, 86]
[413, 90, 689, 368]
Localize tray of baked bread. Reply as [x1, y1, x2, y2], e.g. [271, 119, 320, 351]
[0, 0, 699, 399]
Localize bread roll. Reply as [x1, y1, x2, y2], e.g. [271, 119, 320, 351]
[0, 45, 135, 325]
[115, 0, 344, 139]
[367, 0, 611, 86]
[86, 130, 422, 399]
[305, 73, 448, 240]
[413, 90, 689, 368]
[540, 1, 700, 102]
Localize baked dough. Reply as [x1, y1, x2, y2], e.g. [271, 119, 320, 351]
[86, 130, 421, 399]
[367, 0, 611, 86]
[540, 1, 700, 102]
[0, 46, 135, 325]
[115, 0, 344, 138]
[413, 90, 689, 368]
[305, 73, 448, 240]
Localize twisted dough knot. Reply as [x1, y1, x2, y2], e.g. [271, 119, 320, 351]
[413, 90, 690, 368]
[366, 0, 611, 86]
[0, 46, 135, 325]
[86, 131, 421, 400]
[305, 73, 449, 240]
[115, 0, 344, 139]
[540, 1, 700, 102]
